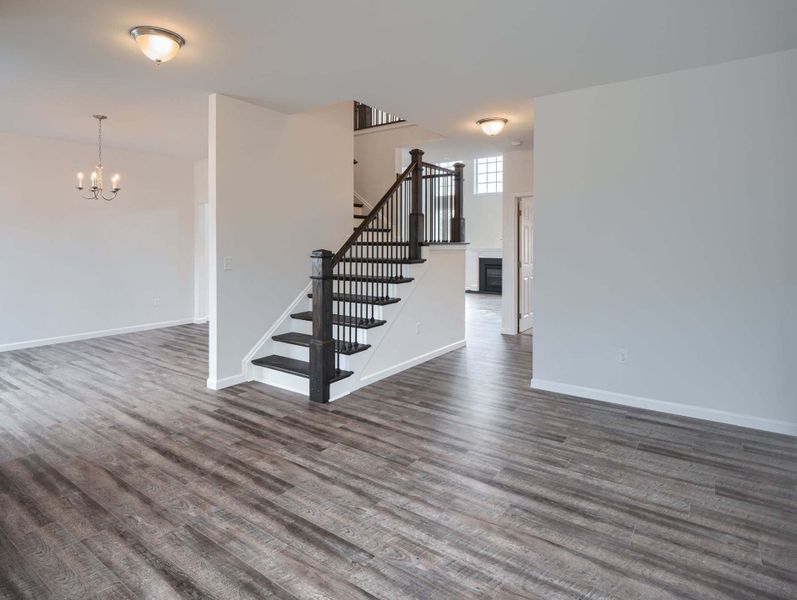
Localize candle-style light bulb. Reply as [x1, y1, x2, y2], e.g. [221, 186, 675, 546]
[112, 174, 120, 190]
[77, 172, 84, 189]
[90, 171, 97, 188]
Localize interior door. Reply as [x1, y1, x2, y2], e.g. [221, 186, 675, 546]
[518, 196, 533, 332]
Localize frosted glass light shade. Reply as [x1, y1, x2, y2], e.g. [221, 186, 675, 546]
[130, 26, 185, 64]
[477, 118, 508, 136]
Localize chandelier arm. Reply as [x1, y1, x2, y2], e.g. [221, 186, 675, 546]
[100, 190, 118, 201]
[81, 191, 99, 200]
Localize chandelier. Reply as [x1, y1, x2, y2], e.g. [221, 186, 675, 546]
[76, 115, 121, 201]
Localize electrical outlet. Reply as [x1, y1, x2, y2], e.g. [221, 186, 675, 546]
[153, 297, 160, 307]
[223, 256, 233, 271]
[618, 348, 629, 364]
[415, 322, 421, 335]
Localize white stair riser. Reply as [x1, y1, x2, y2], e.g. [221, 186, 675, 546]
[328, 302, 387, 319]
[291, 319, 370, 344]
[252, 366, 308, 396]
[334, 280, 406, 297]
[251, 366, 352, 401]
[272, 341, 366, 370]
[347, 245, 409, 259]
[301, 301, 389, 320]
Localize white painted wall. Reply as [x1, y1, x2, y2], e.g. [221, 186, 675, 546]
[462, 190, 502, 292]
[532, 49, 797, 435]
[193, 158, 209, 321]
[357, 245, 466, 386]
[501, 149, 534, 334]
[354, 122, 443, 206]
[0, 131, 195, 350]
[209, 95, 352, 387]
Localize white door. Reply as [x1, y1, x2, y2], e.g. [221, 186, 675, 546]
[518, 196, 533, 332]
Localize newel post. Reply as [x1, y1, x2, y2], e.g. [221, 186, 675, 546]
[409, 148, 424, 260]
[451, 162, 466, 243]
[309, 249, 334, 403]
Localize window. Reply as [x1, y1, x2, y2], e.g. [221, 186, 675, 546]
[474, 155, 503, 194]
[437, 160, 461, 170]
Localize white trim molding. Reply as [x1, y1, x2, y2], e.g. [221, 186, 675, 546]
[207, 372, 249, 391]
[0, 318, 198, 353]
[353, 190, 374, 211]
[530, 378, 797, 436]
[358, 340, 466, 387]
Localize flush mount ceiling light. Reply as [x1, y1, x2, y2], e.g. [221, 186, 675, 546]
[477, 117, 508, 136]
[129, 26, 185, 64]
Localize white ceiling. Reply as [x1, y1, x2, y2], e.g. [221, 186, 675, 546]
[2, 0, 796, 159]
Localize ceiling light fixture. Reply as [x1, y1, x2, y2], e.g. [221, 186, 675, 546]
[129, 26, 185, 64]
[477, 117, 508, 136]
[75, 115, 121, 201]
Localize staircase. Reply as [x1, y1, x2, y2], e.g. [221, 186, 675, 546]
[251, 148, 466, 402]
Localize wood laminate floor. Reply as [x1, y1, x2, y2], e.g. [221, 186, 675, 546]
[0, 294, 795, 599]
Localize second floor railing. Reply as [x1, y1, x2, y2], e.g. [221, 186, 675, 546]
[354, 101, 405, 130]
[309, 149, 465, 402]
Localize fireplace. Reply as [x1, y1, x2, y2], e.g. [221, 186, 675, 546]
[479, 258, 503, 294]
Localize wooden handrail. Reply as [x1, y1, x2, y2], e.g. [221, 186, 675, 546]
[331, 161, 415, 265]
[421, 161, 456, 175]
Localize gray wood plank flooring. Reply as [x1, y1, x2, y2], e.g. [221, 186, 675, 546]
[0, 294, 795, 599]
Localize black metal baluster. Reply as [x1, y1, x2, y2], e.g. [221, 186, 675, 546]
[358, 233, 363, 336]
[342, 251, 347, 355]
[369, 225, 374, 322]
[430, 169, 435, 243]
[380, 203, 384, 300]
[335, 263, 339, 373]
[343, 245, 350, 352]
[389, 192, 393, 290]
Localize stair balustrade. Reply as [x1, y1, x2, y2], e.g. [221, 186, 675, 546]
[309, 149, 465, 402]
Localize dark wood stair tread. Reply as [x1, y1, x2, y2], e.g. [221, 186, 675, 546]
[341, 257, 425, 264]
[308, 292, 400, 306]
[251, 355, 352, 382]
[353, 202, 364, 207]
[353, 214, 368, 219]
[355, 227, 391, 232]
[291, 311, 386, 329]
[331, 274, 413, 284]
[272, 332, 371, 355]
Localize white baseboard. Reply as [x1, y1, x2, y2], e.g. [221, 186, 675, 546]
[207, 372, 249, 390]
[0, 317, 198, 353]
[501, 327, 518, 335]
[530, 378, 797, 437]
[193, 316, 209, 324]
[358, 340, 466, 387]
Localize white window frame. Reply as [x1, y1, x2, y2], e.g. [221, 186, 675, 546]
[474, 155, 503, 194]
